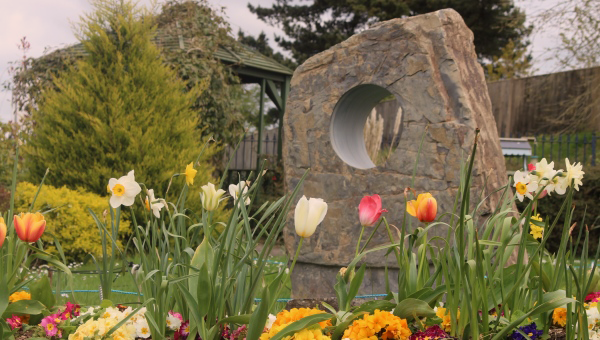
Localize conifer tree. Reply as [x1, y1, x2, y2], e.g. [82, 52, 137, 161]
[25, 0, 215, 197]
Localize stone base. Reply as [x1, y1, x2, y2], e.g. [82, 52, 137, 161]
[290, 261, 398, 299]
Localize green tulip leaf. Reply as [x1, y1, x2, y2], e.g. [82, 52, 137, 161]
[393, 298, 437, 320]
[269, 313, 333, 340]
[2, 300, 46, 319]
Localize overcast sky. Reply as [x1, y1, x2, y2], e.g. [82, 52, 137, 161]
[0, 0, 562, 122]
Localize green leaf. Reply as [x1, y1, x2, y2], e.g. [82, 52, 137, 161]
[269, 314, 333, 340]
[100, 300, 114, 308]
[353, 300, 396, 314]
[30, 276, 55, 309]
[345, 264, 366, 310]
[2, 300, 46, 318]
[219, 314, 252, 325]
[197, 263, 212, 319]
[393, 298, 436, 320]
[189, 238, 213, 301]
[247, 285, 271, 340]
[0, 276, 8, 317]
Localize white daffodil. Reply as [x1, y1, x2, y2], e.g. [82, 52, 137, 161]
[144, 189, 165, 218]
[200, 182, 227, 211]
[108, 170, 142, 208]
[532, 158, 562, 195]
[229, 181, 250, 206]
[513, 170, 538, 202]
[555, 158, 584, 195]
[294, 195, 328, 238]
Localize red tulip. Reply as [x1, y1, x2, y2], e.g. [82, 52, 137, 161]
[358, 194, 388, 227]
[14, 212, 46, 243]
[407, 193, 437, 223]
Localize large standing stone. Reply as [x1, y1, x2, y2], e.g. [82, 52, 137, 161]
[283, 9, 508, 298]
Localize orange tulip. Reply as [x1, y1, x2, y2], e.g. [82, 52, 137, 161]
[14, 212, 46, 243]
[406, 193, 437, 223]
[0, 217, 6, 247]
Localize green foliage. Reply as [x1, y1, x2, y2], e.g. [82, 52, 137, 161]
[485, 39, 533, 81]
[248, 0, 532, 66]
[9, 0, 247, 158]
[24, 0, 216, 198]
[14, 182, 131, 260]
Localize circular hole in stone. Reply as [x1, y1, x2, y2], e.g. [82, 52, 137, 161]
[330, 84, 403, 169]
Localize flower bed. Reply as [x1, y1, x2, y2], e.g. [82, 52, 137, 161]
[1, 130, 599, 340]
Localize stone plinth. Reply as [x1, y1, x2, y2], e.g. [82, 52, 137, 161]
[282, 9, 509, 298]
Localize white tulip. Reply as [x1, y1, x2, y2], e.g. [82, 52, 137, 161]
[294, 195, 328, 238]
[229, 181, 250, 206]
[200, 182, 226, 211]
[108, 170, 142, 208]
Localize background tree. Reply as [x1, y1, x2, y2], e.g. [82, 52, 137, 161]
[9, 0, 247, 151]
[486, 40, 533, 81]
[248, 0, 532, 74]
[535, 0, 600, 133]
[24, 0, 216, 197]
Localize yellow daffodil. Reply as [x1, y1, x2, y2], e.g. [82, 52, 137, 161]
[184, 162, 198, 186]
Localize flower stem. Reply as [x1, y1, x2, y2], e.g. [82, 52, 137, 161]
[359, 219, 383, 254]
[289, 237, 304, 276]
[356, 225, 365, 257]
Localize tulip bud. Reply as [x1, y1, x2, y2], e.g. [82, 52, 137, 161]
[358, 194, 388, 227]
[0, 217, 6, 248]
[406, 193, 437, 223]
[200, 182, 226, 211]
[294, 195, 327, 238]
[14, 212, 46, 243]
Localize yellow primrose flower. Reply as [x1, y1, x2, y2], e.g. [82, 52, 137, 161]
[553, 307, 567, 327]
[436, 307, 459, 332]
[9, 291, 31, 303]
[343, 309, 411, 340]
[529, 214, 544, 240]
[184, 162, 198, 186]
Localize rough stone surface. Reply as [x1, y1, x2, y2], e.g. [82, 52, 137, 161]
[283, 9, 509, 298]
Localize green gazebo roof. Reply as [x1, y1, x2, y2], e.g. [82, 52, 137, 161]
[56, 26, 293, 84]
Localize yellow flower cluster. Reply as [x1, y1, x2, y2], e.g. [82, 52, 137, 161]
[529, 214, 544, 240]
[342, 309, 411, 340]
[552, 308, 567, 327]
[263, 323, 331, 340]
[260, 308, 332, 340]
[436, 307, 459, 332]
[68, 316, 136, 340]
[9, 291, 31, 303]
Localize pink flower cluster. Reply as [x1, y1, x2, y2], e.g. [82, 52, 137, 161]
[6, 315, 22, 330]
[40, 302, 81, 337]
[174, 320, 191, 340]
[409, 325, 449, 340]
[586, 291, 600, 303]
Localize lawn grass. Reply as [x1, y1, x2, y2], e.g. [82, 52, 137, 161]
[39, 254, 290, 308]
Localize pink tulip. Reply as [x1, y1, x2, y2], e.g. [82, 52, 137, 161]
[358, 194, 388, 226]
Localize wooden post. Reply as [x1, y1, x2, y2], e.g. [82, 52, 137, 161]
[278, 76, 291, 161]
[257, 79, 266, 172]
